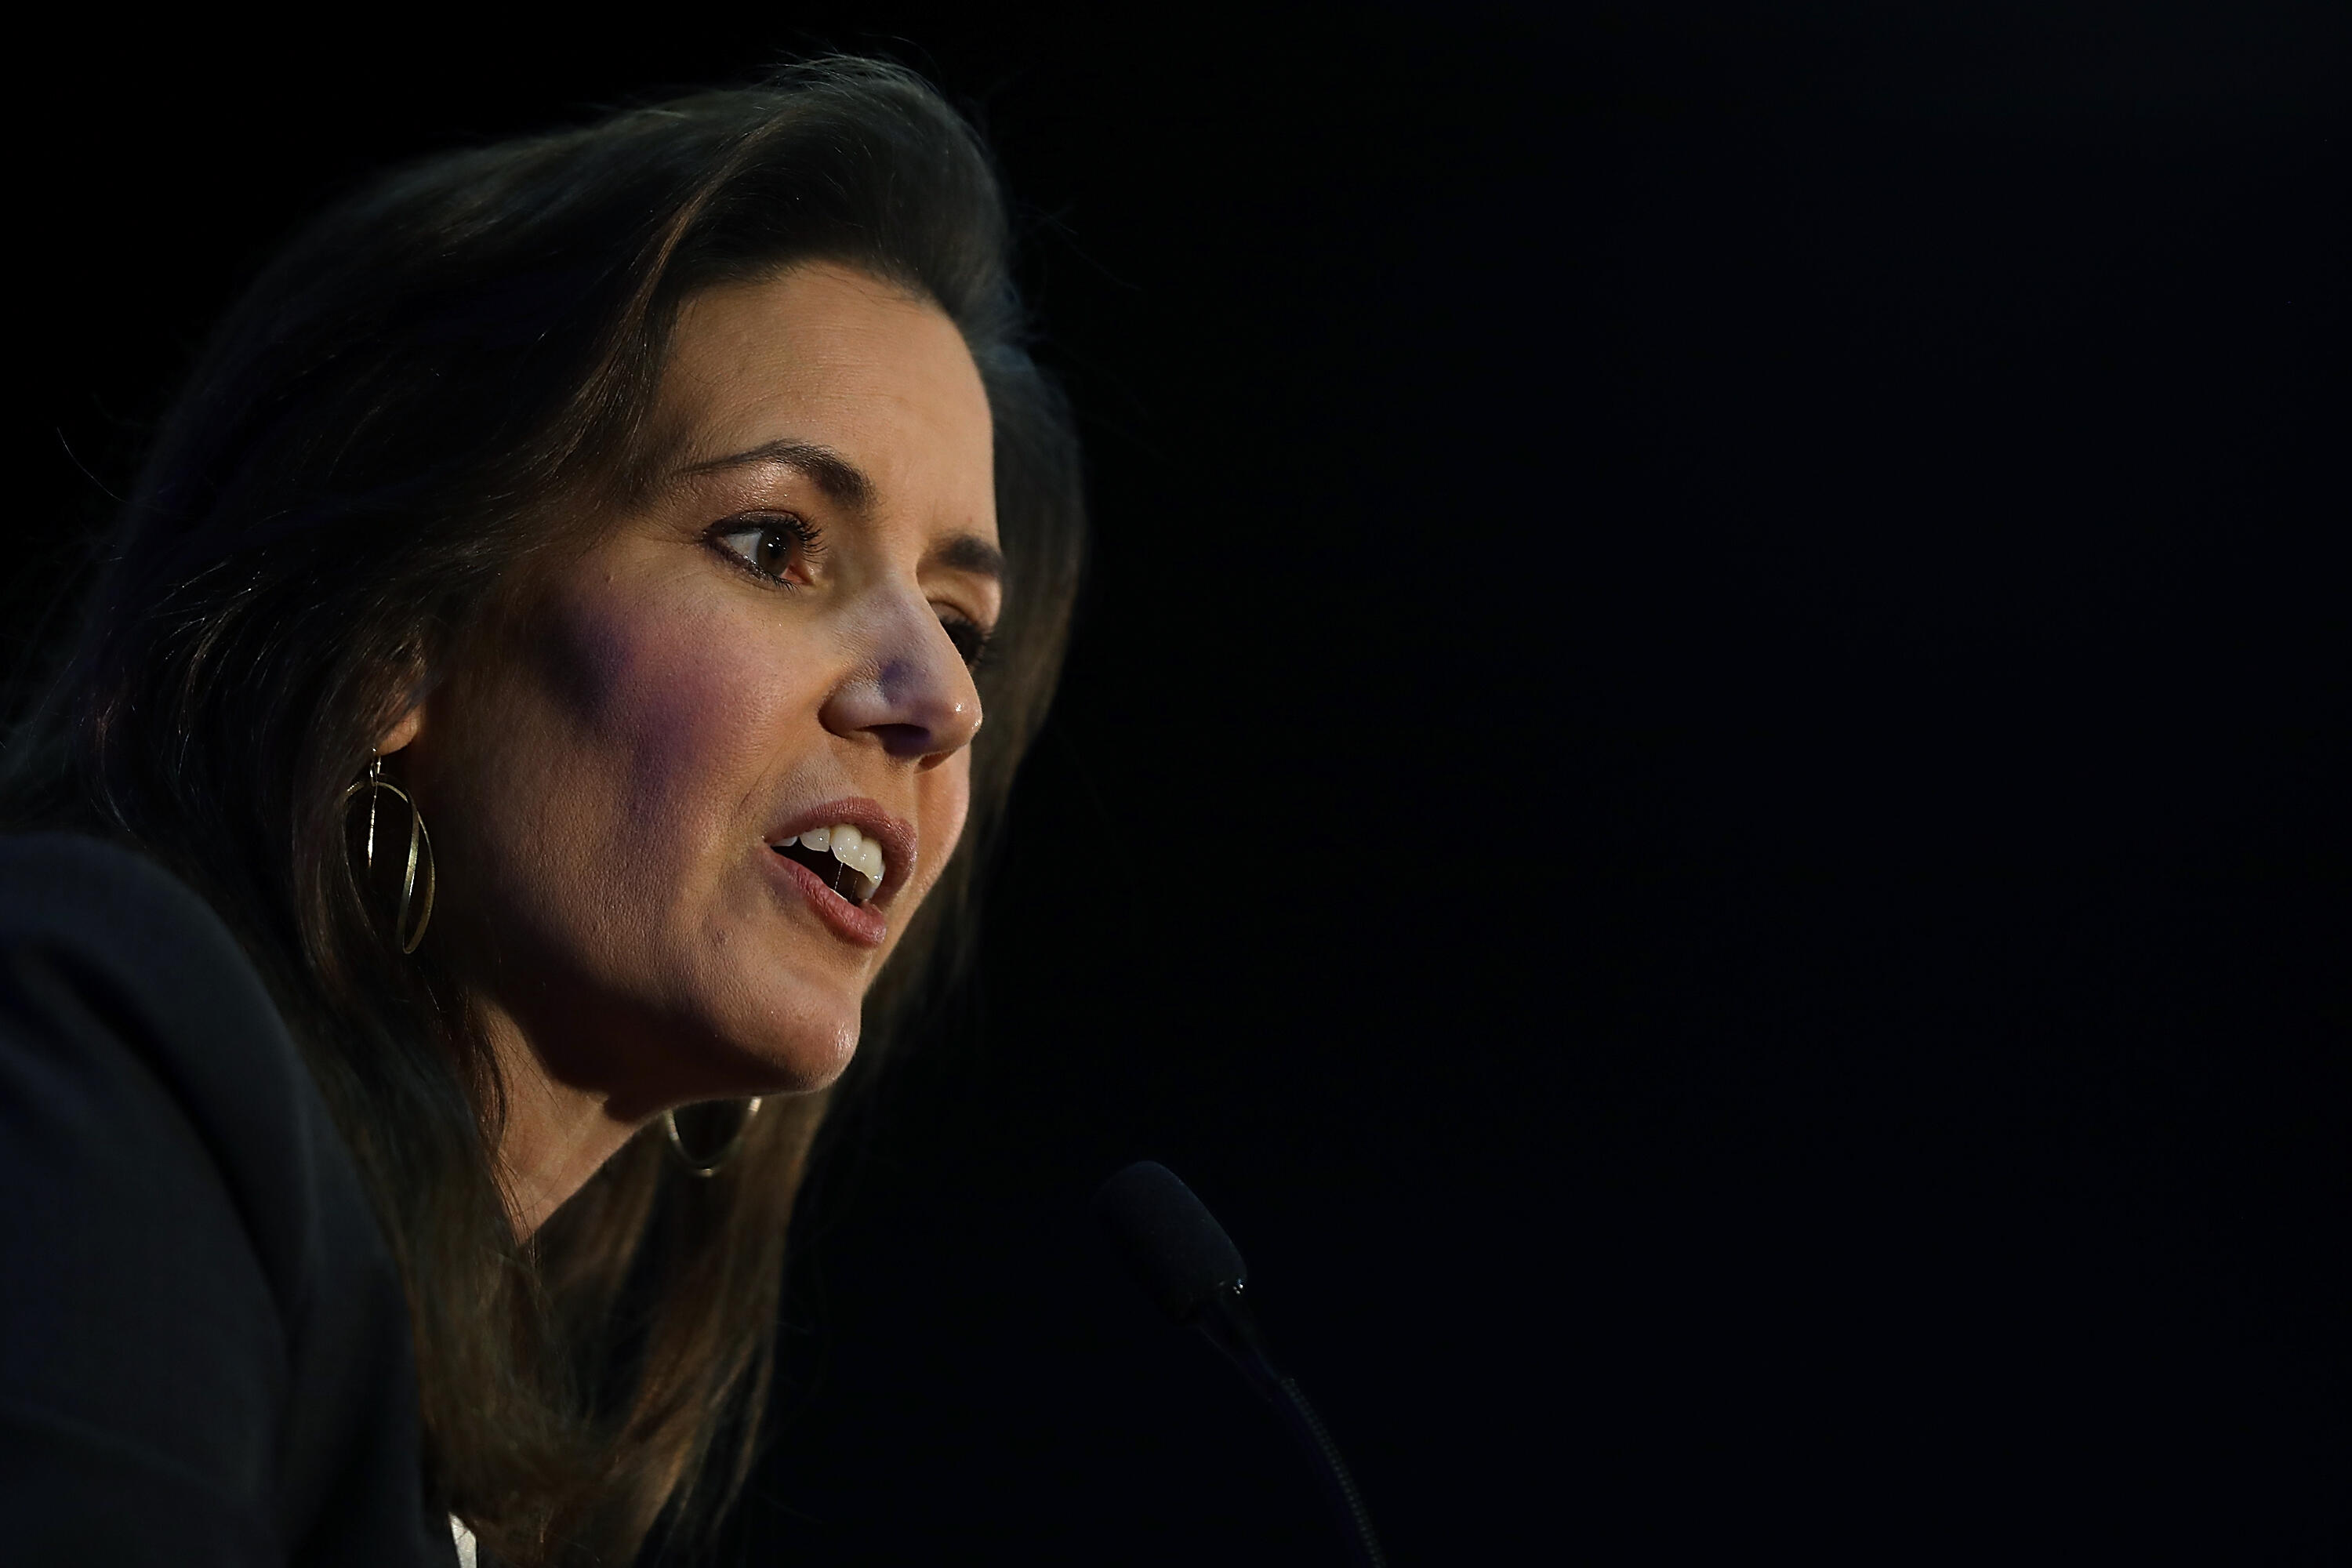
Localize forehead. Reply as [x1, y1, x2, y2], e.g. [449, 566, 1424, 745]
[659, 262, 996, 532]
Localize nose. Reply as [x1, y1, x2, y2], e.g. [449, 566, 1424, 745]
[819, 593, 985, 764]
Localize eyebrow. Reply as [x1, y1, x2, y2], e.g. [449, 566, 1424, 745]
[676, 439, 875, 512]
[678, 437, 1004, 583]
[927, 533, 1005, 583]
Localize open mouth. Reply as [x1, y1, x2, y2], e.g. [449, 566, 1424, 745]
[772, 822, 885, 908]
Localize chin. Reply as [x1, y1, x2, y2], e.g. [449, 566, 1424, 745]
[717, 982, 865, 1097]
[757, 1027, 860, 1096]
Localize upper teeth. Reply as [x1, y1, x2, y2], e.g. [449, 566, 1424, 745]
[781, 823, 885, 895]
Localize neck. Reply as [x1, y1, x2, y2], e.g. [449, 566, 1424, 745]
[478, 1004, 644, 1238]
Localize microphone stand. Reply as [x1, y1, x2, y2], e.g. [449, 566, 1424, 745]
[1193, 1282, 1386, 1568]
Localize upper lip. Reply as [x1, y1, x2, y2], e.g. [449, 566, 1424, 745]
[766, 796, 916, 908]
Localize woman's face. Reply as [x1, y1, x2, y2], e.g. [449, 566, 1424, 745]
[405, 262, 998, 1116]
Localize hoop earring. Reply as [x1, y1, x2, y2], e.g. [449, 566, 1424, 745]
[344, 755, 437, 954]
[664, 1098, 764, 1178]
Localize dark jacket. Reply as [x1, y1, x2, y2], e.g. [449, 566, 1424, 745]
[0, 833, 449, 1566]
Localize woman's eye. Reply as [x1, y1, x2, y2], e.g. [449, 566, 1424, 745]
[939, 612, 993, 670]
[709, 514, 823, 585]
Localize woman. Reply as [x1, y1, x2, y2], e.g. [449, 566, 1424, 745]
[0, 60, 1082, 1565]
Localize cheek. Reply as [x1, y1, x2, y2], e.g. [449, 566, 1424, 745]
[534, 578, 811, 894]
[908, 753, 975, 903]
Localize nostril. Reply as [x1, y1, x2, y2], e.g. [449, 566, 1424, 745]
[818, 620, 984, 755]
[869, 722, 937, 759]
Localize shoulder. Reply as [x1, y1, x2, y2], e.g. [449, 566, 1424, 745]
[0, 833, 328, 1313]
[0, 833, 448, 1566]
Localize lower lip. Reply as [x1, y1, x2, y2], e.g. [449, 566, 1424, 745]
[763, 848, 889, 948]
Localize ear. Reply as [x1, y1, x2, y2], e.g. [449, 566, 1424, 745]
[375, 704, 425, 757]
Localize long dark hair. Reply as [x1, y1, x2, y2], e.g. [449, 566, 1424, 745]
[1, 59, 1083, 1563]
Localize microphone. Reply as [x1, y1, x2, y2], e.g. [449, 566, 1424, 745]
[1092, 1161, 1386, 1568]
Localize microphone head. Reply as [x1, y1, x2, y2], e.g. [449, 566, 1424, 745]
[1091, 1161, 1248, 1326]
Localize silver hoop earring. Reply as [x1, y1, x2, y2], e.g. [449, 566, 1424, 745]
[344, 754, 437, 953]
[664, 1098, 764, 1178]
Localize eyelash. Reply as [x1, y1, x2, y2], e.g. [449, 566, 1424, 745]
[939, 614, 993, 672]
[707, 511, 826, 586]
[706, 511, 995, 671]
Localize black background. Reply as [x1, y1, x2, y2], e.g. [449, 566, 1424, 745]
[21, 5, 2348, 1561]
